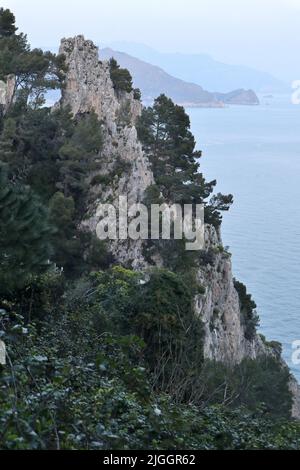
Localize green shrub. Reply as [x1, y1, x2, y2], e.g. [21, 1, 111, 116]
[0, 302, 298, 450]
[199, 358, 293, 419]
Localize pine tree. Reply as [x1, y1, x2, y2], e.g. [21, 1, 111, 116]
[138, 94, 233, 224]
[0, 117, 17, 166]
[57, 112, 103, 204]
[48, 191, 77, 271]
[0, 166, 53, 292]
[138, 94, 216, 204]
[0, 8, 17, 37]
[0, 8, 66, 110]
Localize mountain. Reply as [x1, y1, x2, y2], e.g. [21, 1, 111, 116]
[106, 42, 288, 94]
[213, 89, 259, 105]
[100, 48, 259, 107]
[101, 48, 220, 107]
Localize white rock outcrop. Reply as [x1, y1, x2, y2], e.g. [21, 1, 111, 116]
[59, 36, 153, 268]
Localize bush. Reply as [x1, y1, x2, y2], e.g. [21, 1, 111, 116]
[0, 304, 298, 450]
[199, 358, 293, 419]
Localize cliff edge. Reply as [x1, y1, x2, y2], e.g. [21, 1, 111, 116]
[58, 35, 299, 418]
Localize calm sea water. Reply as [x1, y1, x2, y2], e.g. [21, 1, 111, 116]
[188, 95, 300, 380]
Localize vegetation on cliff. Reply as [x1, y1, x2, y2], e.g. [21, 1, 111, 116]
[137, 94, 233, 219]
[0, 8, 299, 450]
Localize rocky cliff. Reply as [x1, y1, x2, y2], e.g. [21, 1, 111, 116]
[0, 75, 15, 115]
[196, 225, 267, 364]
[59, 36, 153, 269]
[58, 35, 300, 418]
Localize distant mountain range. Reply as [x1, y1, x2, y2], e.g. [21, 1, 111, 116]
[104, 42, 288, 94]
[100, 48, 260, 107]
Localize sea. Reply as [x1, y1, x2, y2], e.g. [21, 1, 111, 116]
[188, 94, 300, 381]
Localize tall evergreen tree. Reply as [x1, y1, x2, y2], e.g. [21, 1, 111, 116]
[138, 94, 216, 204]
[0, 166, 53, 292]
[0, 8, 66, 111]
[0, 7, 17, 37]
[57, 112, 103, 204]
[0, 117, 17, 165]
[138, 94, 233, 224]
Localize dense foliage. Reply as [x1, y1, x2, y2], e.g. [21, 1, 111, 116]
[0, 166, 53, 293]
[137, 94, 233, 224]
[0, 8, 299, 450]
[0, 268, 299, 450]
[0, 8, 65, 112]
[137, 95, 233, 269]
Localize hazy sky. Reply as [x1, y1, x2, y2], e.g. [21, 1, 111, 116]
[2, 0, 300, 82]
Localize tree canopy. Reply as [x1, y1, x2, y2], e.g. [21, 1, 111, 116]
[0, 166, 53, 292]
[109, 57, 133, 94]
[0, 7, 17, 37]
[0, 8, 66, 111]
[137, 94, 233, 223]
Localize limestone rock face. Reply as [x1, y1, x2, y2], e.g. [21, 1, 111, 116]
[59, 36, 154, 268]
[196, 225, 268, 364]
[60, 36, 117, 128]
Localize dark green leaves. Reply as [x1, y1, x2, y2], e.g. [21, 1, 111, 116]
[0, 167, 53, 292]
[0, 8, 66, 111]
[0, 8, 17, 37]
[109, 57, 133, 94]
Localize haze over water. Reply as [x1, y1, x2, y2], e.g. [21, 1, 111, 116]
[189, 95, 300, 380]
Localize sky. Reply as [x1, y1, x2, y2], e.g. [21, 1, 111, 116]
[2, 0, 300, 82]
